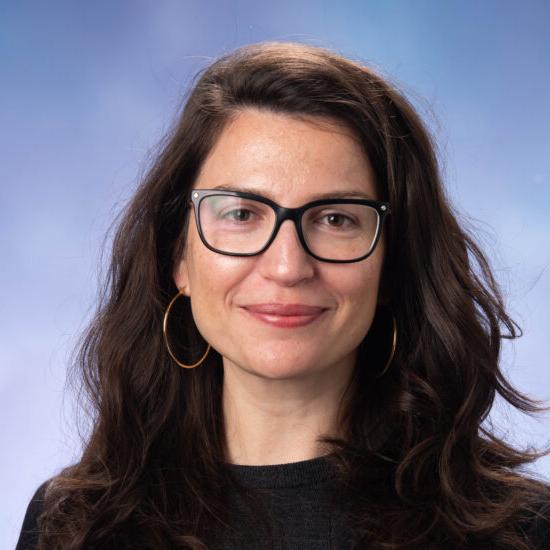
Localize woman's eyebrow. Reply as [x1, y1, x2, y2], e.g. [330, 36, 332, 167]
[209, 184, 376, 201]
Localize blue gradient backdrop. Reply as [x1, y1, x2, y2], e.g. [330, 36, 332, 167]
[2, 1, 549, 546]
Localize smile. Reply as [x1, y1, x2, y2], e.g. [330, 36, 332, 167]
[240, 306, 328, 328]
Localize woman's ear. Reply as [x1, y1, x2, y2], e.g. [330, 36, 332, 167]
[173, 258, 191, 296]
[172, 216, 193, 295]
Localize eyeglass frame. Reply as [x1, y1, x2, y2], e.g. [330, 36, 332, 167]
[187, 188, 391, 264]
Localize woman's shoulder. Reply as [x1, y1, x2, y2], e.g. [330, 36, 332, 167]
[12, 479, 550, 549]
[15, 479, 51, 550]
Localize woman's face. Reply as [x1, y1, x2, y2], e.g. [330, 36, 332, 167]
[174, 108, 385, 380]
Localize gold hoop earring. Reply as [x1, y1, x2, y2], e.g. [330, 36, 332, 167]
[162, 290, 211, 369]
[376, 312, 397, 378]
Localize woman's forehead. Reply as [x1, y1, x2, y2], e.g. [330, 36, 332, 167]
[194, 109, 379, 202]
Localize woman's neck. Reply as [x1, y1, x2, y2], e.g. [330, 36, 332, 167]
[221, 356, 353, 466]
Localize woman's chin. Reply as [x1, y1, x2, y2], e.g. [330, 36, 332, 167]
[223, 353, 329, 381]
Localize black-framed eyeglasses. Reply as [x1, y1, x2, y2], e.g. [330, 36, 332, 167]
[187, 189, 391, 263]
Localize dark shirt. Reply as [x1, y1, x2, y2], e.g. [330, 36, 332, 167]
[15, 455, 550, 549]
[218, 454, 355, 549]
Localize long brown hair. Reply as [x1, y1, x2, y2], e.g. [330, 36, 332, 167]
[38, 41, 550, 549]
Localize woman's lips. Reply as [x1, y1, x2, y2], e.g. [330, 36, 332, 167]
[242, 303, 326, 315]
[240, 304, 328, 328]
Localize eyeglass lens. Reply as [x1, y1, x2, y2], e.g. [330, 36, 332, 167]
[198, 195, 380, 261]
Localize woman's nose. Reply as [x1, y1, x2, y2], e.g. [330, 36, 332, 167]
[256, 219, 316, 286]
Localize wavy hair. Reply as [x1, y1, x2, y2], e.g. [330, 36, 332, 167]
[37, 41, 550, 549]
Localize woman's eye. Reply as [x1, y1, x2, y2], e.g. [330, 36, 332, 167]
[320, 213, 355, 227]
[223, 209, 255, 222]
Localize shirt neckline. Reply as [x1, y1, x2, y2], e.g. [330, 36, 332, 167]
[224, 452, 339, 489]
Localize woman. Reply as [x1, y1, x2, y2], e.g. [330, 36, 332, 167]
[16, 41, 550, 549]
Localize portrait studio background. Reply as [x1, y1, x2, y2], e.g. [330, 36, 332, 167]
[2, 1, 549, 547]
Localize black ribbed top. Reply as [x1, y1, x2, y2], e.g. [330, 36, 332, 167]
[215, 452, 354, 549]
[225, 452, 339, 489]
[15, 458, 550, 550]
